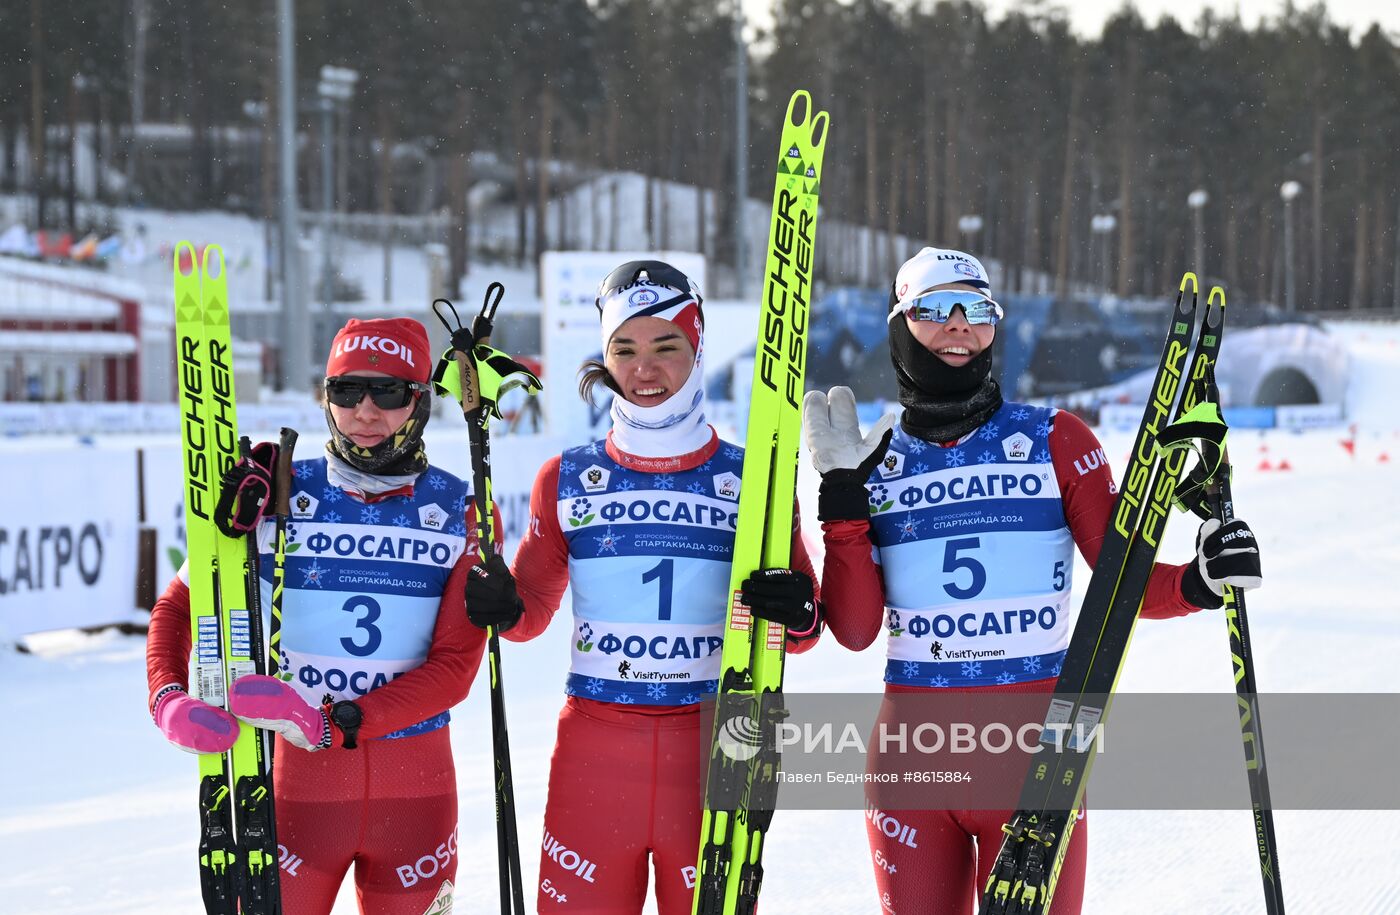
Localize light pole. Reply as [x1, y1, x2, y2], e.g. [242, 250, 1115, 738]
[1187, 188, 1208, 277]
[316, 66, 358, 353]
[958, 214, 984, 252]
[1280, 180, 1301, 313]
[242, 99, 273, 302]
[732, 0, 748, 299]
[1091, 213, 1117, 293]
[276, 0, 306, 393]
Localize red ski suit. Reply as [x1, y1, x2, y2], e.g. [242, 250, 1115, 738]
[820, 410, 1204, 914]
[146, 483, 487, 915]
[506, 432, 821, 915]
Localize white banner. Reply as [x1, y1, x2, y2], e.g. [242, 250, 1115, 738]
[0, 448, 137, 636]
[141, 445, 187, 586]
[539, 251, 706, 442]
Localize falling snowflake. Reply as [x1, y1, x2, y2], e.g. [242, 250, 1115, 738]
[897, 513, 922, 542]
[979, 423, 1000, 441]
[321, 486, 342, 503]
[996, 672, 1017, 686]
[724, 446, 742, 461]
[360, 505, 382, 524]
[428, 474, 447, 491]
[929, 675, 951, 688]
[655, 474, 676, 491]
[901, 661, 920, 678]
[946, 449, 967, 468]
[391, 514, 413, 527]
[977, 451, 999, 464]
[585, 678, 605, 695]
[616, 479, 636, 492]
[301, 559, 328, 588]
[960, 661, 983, 679]
[593, 526, 623, 556]
[646, 683, 668, 700]
[686, 482, 707, 495]
[1011, 407, 1029, 421]
[1022, 655, 1043, 674]
[323, 511, 342, 524]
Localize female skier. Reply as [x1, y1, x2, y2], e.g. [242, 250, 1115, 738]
[463, 260, 822, 914]
[804, 247, 1264, 913]
[147, 317, 485, 914]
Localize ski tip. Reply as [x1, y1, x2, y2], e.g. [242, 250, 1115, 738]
[808, 110, 830, 154]
[174, 240, 198, 277]
[1207, 285, 1226, 309]
[201, 243, 226, 280]
[1179, 272, 1199, 294]
[785, 89, 813, 129]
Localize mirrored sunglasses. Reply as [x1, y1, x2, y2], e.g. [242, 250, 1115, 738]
[595, 260, 700, 313]
[891, 290, 1004, 326]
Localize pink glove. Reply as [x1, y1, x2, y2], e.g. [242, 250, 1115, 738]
[229, 675, 330, 751]
[152, 686, 240, 755]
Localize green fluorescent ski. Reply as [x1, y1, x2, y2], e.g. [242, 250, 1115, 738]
[174, 243, 280, 914]
[693, 88, 828, 915]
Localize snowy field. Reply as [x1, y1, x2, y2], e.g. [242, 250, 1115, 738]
[4, 321, 1400, 914]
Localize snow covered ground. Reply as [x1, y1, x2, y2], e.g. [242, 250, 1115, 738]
[4, 322, 1399, 914]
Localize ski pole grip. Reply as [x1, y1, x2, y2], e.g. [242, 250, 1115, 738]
[274, 427, 298, 518]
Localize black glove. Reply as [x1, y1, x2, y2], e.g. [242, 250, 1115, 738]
[214, 440, 279, 536]
[742, 568, 819, 636]
[465, 553, 525, 632]
[1180, 518, 1263, 609]
[803, 387, 896, 522]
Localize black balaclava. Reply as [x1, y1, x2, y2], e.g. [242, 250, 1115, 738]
[325, 392, 431, 475]
[888, 284, 1003, 443]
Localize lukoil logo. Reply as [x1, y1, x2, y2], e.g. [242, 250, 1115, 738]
[717, 714, 763, 762]
[334, 334, 416, 366]
[542, 830, 599, 883]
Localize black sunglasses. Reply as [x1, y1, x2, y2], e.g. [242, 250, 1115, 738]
[595, 260, 701, 313]
[324, 376, 428, 409]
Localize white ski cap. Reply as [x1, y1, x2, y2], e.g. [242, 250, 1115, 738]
[893, 247, 991, 310]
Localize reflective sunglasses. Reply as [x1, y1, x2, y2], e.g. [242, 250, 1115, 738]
[324, 376, 428, 409]
[595, 260, 701, 313]
[890, 289, 1004, 326]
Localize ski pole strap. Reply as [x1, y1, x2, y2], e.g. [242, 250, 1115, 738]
[432, 343, 542, 418]
[214, 441, 279, 536]
[1156, 401, 1229, 518]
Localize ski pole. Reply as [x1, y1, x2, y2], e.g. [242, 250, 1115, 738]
[1197, 288, 1285, 914]
[432, 285, 541, 915]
